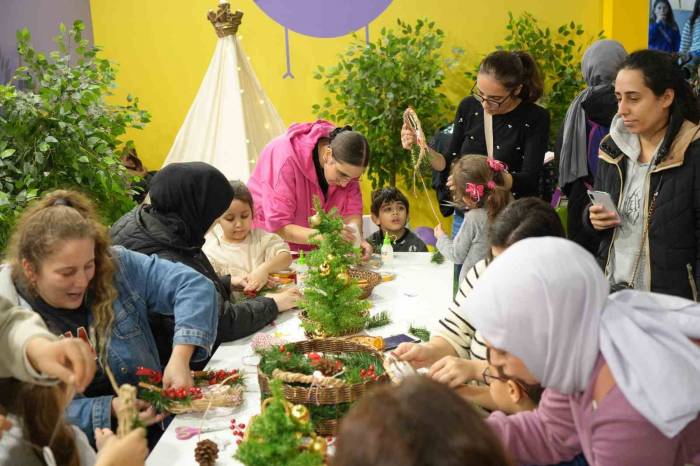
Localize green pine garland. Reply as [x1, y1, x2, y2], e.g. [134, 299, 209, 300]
[300, 198, 372, 336]
[431, 250, 445, 264]
[235, 380, 324, 466]
[408, 324, 431, 342]
[365, 310, 391, 329]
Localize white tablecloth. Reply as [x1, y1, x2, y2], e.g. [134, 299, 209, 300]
[146, 252, 452, 465]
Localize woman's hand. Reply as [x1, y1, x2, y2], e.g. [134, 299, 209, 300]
[401, 122, 417, 150]
[95, 428, 148, 466]
[0, 415, 12, 439]
[589, 205, 620, 231]
[340, 225, 358, 245]
[394, 342, 443, 369]
[163, 346, 194, 389]
[268, 286, 302, 312]
[446, 174, 455, 191]
[434, 224, 446, 239]
[111, 398, 166, 426]
[429, 356, 482, 388]
[245, 268, 270, 292]
[26, 337, 96, 392]
[359, 240, 373, 260]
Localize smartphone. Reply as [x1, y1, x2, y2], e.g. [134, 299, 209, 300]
[384, 334, 420, 351]
[587, 190, 619, 216]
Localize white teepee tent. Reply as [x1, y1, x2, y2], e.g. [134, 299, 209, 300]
[163, 1, 286, 182]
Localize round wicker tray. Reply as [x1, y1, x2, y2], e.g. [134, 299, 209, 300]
[348, 268, 382, 299]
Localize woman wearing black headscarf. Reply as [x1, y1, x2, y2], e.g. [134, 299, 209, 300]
[111, 162, 299, 364]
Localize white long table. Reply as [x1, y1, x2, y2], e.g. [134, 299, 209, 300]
[147, 252, 452, 465]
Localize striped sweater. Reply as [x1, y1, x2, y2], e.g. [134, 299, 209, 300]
[680, 18, 700, 53]
[431, 257, 490, 360]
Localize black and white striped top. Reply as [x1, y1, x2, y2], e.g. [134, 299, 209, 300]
[432, 258, 490, 360]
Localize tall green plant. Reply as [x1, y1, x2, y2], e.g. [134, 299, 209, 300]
[0, 21, 150, 251]
[467, 12, 603, 144]
[313, 19, 463, 188]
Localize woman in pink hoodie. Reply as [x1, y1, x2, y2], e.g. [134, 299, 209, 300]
[248, 121, 372, 256]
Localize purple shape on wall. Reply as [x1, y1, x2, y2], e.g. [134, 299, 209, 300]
[254, 0, 392, 38]
[254, 0, 393, 79]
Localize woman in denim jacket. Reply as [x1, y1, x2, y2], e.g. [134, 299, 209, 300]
[0, 190, 218, 445]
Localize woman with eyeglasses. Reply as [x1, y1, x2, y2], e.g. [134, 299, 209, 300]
[247, 122, 373, 257]
[402, 51, 549, 243]
[465, 237, 700, 466]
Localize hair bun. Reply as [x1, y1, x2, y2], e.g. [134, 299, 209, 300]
[329, 125, 353, 141]
[51, 198, 72, 207]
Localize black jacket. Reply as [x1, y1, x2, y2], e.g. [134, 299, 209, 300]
[584, 112, 700, 300]
[367, 229, 428, 253]
[111, 205, 279, 363]
[555, 84, 618, 254]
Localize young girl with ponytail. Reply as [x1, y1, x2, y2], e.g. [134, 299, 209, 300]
[435, 155, 512, 283]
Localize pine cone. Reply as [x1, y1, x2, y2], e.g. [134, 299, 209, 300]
[311, 357, 340, 376]
[194, 439, 219, 466]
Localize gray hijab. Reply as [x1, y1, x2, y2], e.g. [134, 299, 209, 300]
[558, 40, 628, 187]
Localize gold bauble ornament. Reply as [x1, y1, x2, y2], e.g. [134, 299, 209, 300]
[319, 262, 331, 276]
[336, 271, 349, 285]
[290, 404, 311, 425]
[326, 254, 335, 261]
[308, 212, 322, 227]
[309, 436, 327, 455]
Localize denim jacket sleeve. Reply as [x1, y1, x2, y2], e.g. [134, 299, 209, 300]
[114, 246, 218, 362]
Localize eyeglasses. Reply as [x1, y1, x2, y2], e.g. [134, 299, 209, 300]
[328, 151, 360, 183]
[481, 366, 509, 386]
[471, 83, 512, 108]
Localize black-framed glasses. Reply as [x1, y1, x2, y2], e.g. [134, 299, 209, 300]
[471, 83, 512, 108]
[481, 366, 509, 386]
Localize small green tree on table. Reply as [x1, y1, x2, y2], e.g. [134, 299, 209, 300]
[300, 198, 370, 336]
[235, 380, 324, 466]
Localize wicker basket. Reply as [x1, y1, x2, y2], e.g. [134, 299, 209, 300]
[257, 338, 388, 435]
[348, 268, 382, 299]
[138, 371, 244, 414]
[299, 310, 369, 338]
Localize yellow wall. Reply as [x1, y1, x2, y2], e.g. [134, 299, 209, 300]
[89, 0, 643, 232]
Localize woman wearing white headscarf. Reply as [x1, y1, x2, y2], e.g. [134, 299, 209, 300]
[463, 237, 700, 466]
[556, 40, 627, 253]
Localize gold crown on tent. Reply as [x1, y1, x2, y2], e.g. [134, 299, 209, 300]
[207, 2, 243, 38]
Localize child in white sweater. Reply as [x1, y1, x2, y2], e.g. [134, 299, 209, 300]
[204, 181, 293, 294]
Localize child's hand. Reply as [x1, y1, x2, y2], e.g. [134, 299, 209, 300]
[446, 174, 455, 191]
[434, 224, 446, 239]
[245, 269, 270, 292]
[95, 427, 115, 451]
[96, 428, 148, 466]
[231, 275, 247, 290]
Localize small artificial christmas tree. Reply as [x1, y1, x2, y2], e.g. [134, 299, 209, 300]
[235, 380, 325, 466]
[300, 198, 371, 336]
